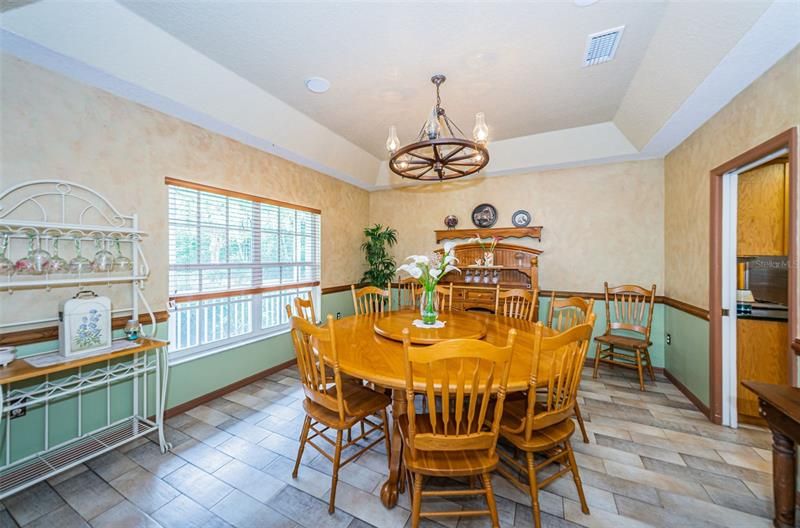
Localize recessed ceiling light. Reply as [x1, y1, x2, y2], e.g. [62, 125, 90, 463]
[574, 0, 599, 6]
[305, 77, 330, 94]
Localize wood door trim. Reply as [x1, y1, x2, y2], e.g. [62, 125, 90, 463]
[0, 310, 170, 347]
[709, 127, 798, 425]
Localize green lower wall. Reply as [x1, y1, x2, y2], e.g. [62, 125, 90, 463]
[4, 290, 710, 465]
[664, 305, 710, 405]
[3, 290, 355, 465]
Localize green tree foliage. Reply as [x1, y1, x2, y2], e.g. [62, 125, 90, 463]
[360, 224, 398, 287]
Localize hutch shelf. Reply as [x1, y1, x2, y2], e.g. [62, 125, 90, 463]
[434, 226, 542, 243]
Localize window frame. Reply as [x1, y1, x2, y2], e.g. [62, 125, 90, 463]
[166, 178, 321, 361]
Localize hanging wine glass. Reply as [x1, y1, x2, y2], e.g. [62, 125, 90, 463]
[29, 234, 51, 275]
[48, 237, 68, 274]
[15, 235, 35, 275]
[69, 237, 92, 274]
[112, 238, 132, 272]
[0, 234, 13, 277]
[93, 237, 114, 272]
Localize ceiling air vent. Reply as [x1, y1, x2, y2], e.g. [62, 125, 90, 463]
[583, 26, 625, 66]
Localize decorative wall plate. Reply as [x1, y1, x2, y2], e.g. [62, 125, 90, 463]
[444, 215, 459, 229]
[511, 209, 532, 227]
[471, 203, 497, 228]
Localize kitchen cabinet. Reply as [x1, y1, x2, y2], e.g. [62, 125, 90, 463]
[737, 161, 789, 256]
[737, 318, 788, 421]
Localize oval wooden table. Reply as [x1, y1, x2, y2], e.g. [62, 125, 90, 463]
[332, 309, 555, 509]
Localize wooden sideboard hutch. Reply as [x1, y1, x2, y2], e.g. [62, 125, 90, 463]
[435, 242, 541, 313]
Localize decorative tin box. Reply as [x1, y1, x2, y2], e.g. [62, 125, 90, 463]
[59, 291, 112, 357]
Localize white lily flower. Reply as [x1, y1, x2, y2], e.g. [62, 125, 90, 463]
[442, 241, 457, 255]
[444, 254, 459, 265]
[443, 265, 460, 275]
[429, 268, 442, 279]
[468, 237, 482, 244]
[397, 263, 423, 279]
[406, 255, 429, 265]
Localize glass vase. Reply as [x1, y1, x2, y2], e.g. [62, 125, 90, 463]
[419, 286, 439, 325]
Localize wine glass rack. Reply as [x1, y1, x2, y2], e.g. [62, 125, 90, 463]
[0, 180, 169, 499]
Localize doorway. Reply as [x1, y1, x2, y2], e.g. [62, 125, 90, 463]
[710, 128, 798, 426]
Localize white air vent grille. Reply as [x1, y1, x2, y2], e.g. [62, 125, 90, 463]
[584, 26, 624, 66]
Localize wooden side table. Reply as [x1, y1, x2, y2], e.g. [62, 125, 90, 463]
[742, 381, 800, 528]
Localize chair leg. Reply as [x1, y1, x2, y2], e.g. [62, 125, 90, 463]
[411, 472, 423, 528]
[481, 472, 500, 528]
[592, 342, 602, 379]
[328, 429, 344, 514]
[565, 442, 589, 514]
[573, 401, 590, 444]
[644, 348, 657, 381]
[525, 452, 541, 528]
[292, 415, 312, 478]
[634, 349, 645, 391]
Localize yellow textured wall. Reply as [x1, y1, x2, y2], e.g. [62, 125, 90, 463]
[0, 54, 369, 326]
[664, 46, 800, 309]
[370, 159, 665, 292]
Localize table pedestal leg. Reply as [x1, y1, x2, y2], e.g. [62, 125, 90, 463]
[772, 429, 796, 528]
[380, 389, 406, 508]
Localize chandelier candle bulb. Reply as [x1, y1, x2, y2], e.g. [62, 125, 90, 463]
[473, 112, 489, 143]
[386, 125, 400, 153]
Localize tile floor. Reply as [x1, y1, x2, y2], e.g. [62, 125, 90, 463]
[0, 366, 778, 528]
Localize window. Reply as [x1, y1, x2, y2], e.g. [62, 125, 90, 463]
[166, 178, 321, 357]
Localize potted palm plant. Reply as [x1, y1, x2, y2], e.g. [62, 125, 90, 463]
[360, 224, 398, 287]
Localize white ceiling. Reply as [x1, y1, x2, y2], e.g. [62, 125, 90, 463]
[1, 0, 798, 189]
[119, 1, 670, 158]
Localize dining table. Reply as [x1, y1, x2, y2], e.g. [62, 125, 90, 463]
[331, 309, 556, 509]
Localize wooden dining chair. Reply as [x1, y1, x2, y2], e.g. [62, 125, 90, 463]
[400, 328, 517, 528]
[395, 277, 419, 310]
[434, 282, 453, 311]
[293, 292, 317, 324]
[352, 284, 391, 314]
[495, 317, 595, 528]
[592, 283, 657, 391]
[287, 312, 392, 513]
[545, 294, 596, 444]
[495, 288, 538, 321]
[547, 294, 594, 332]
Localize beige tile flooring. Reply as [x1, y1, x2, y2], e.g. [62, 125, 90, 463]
[0, 366, 779, 528]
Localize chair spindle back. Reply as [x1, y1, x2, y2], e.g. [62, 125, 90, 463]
[351, 285, 391, 315]
[396, 277, 419, 310]
[547, 294, 594, 333]
[513, 316, 595, 440]
[293, 293, 317, 323]
[287, 312, 346, 422]
[401, 329, 516, 457]
[496, 288, 538, 321]
[603, 283, 656, 340]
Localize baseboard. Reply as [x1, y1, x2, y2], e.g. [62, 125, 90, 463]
[164, 358, 297, 419]
[663, 368, 711, 420]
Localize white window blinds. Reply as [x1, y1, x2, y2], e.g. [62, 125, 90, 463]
[167, 179, 321, 301]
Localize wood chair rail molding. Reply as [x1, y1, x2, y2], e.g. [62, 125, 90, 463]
[0, 310, 170, 347]
[435, 226, 542, 243]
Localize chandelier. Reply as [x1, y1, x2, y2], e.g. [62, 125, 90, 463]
[385, 75, 489, 181]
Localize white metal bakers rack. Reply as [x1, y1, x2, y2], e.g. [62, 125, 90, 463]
[0, 180, 170, 499]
